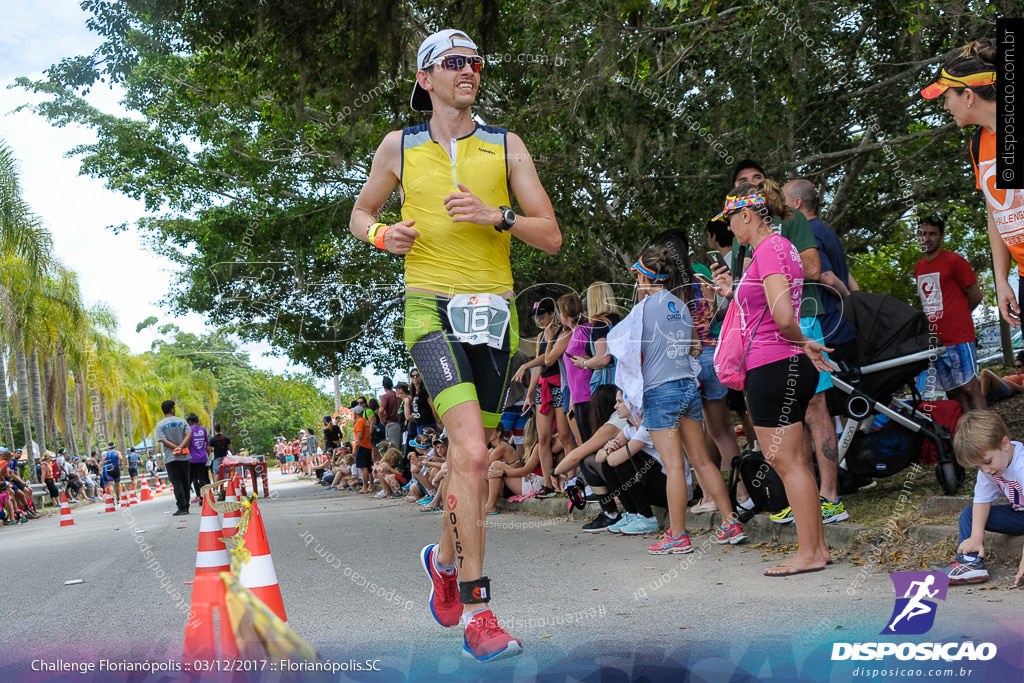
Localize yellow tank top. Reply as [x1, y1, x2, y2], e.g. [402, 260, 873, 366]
[400, 123, 513, 296]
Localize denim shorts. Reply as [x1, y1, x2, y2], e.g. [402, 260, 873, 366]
[932, 342, 978, 391]
[697, 345, 728, 401]
[642, 378, 703, 431]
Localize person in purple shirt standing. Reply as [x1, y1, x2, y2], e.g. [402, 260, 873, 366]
[186, 413, 211, 503]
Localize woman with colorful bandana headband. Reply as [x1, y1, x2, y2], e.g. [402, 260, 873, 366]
[921, 40, 1013, 325]
[711, 181, 833, 576]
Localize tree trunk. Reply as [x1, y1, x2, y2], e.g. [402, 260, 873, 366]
[14, 329, 36, 479]
[333, 374, 342, 411]
[118, 401, 128, 454]
[29, 347, 47, 455]
[62, 365, 79, 458]
[0, 340, 17, 450]
[74, 372, 90, 456]
[126, 408, 135, 453]
[43, 357, 58, 448]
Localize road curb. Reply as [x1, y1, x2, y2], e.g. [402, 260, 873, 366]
[492, 495, 1017, 555]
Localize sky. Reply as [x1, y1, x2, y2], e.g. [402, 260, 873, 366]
[0, 1, 321, 381]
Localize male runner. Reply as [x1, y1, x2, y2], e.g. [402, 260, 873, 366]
[348, 28, 561, 661]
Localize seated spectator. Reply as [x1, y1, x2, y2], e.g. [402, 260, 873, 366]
[0, 451, 38, 518]
[373, 447, 407, 499]
[551, 384, 623, 530]
[63, 454, 84, 502]
[405, 429, 440, 504]
[77, 458, 100, 500]
[944, 410, 1024, 587]
[40, 452, 60, 506]
[325, 449, 358, 491]
[0, 481, 26, 525]
[598, 389, 687, 537]
[979, 351, 1024, 405]
[485, 417, 547, 514]
[421, 435, 450, 512]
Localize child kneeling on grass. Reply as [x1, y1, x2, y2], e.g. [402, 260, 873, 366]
[945, 410, 1024, 586]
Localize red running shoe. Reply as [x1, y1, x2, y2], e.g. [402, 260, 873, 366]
[463, 609, 523, 662]
[420, 544, 462, 627]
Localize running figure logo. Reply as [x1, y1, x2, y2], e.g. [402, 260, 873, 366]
[881, 571, 949, 635]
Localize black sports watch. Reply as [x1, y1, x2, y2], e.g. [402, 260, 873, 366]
[495, 206, 516, 232]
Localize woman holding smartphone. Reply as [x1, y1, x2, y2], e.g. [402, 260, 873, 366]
[711, 181, 833, 575]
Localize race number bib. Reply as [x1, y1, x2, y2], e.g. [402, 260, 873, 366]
[447, 294, 510, 350]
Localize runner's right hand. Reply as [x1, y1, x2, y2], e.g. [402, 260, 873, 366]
[382, 220, 419, 254]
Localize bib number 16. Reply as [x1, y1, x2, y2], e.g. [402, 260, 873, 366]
[447, 294, 511, 350]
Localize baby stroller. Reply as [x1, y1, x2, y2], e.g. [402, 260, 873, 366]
[828, 292, 964, 495]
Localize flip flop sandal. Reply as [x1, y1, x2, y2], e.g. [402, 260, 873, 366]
[764, 564, 826, 577]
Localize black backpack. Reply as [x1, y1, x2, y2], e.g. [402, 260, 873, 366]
[728, 448, 789, 522]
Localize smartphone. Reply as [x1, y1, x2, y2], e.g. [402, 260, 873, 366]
[709, 252, 729, 271]
[694, 273, 720, 290]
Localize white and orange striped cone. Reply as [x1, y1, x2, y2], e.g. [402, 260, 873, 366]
[103, 491, 116, 513]
[155, 478, 164, 494]
[129, 486, 138, 506]
[236, 497, 287, 623]
[193, 492, 231, 581]
[119, 485, 130, 509]
[140, 478, 153, 501]
[221, 478, 242, 539]
[59, 493, 75, 527]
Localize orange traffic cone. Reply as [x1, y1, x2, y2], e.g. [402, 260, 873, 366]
[183, 573, 238, 661]
[140, 478, 153, 501]
[59, 493, 75, 527]
[104, 491, 115, 513]
[129, 486, 138, 506]
[237, 497, 287, 623]
[119, 485, 129, 509]
[221, 478, 242, 539]
[193, 492, 231, 580]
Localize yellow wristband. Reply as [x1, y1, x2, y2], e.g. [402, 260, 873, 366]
[366, 222, 387, 241]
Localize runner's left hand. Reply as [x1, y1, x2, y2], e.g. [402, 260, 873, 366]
[804, 340, 835, 374]
[444, 183, 502, 226]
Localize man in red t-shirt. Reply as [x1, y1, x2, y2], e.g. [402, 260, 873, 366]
[914, 214, 985, 412]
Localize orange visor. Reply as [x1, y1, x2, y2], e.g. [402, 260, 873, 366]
[921, 69, 996, 99]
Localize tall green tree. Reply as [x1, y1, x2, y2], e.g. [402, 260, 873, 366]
[16, 1, 1015, 375]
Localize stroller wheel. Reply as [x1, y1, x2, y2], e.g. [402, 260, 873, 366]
[936, 460, 965, 495]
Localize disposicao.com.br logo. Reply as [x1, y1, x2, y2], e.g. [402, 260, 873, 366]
[832, 571, 997, 662]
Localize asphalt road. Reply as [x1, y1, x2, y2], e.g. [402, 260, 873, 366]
[1, 473, 1021, 683]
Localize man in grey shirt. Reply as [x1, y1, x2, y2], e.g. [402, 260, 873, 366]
[154, 399, 192, 515]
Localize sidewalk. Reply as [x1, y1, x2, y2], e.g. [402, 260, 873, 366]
[495, 494, 1024, 562]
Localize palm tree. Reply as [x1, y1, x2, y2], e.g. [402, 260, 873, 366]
[0, 140, 52, 473]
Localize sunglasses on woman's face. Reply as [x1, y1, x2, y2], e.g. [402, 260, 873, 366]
[1015, 364, 1023, 369]
[411, 373, 420, 379]
[429, 54, 484, 72]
